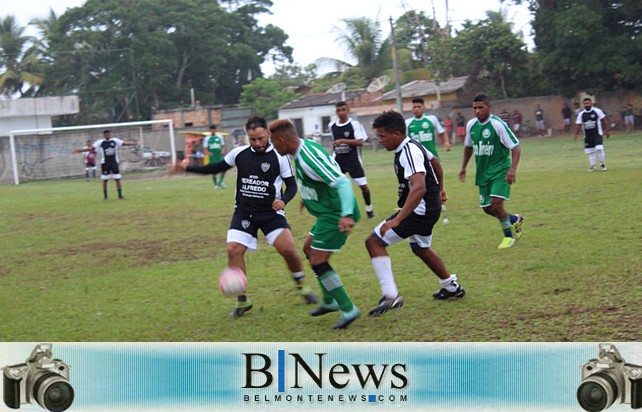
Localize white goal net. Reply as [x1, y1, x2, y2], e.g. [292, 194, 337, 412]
[3, 119, 176, 185]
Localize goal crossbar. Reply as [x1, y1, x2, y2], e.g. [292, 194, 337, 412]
[8, 119, 176, 185]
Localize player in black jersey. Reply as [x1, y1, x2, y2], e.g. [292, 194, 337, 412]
[365, 111, 465, 316]
[330, 101, 375, 218]
[574, 97, 610, 172]
[170, 116, 317, 318]
[73, 130, 139, 199]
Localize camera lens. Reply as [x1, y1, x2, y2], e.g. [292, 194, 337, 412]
[577, 372, 618, 412]
[33, 372, 74, 412]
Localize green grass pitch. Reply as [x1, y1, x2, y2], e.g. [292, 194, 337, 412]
[0, 132, 640, 342]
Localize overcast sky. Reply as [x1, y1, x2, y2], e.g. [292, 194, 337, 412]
[5, 0, 533, 74]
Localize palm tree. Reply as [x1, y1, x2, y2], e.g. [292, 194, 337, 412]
[0, 15, 43, 97]
[317, 17, 391, 86]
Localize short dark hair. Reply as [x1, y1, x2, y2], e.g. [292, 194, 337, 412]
[210, 124, 217, 129]
[268, 119, 296, 136]
[473, 94, 491, 105]
[412, 97, 424, 105]
[245, 115, 268, 131]
[372, 110, 406, 135]
[335, 101, 348, 108]
[103, 129, 110, 134]
[583, 97, 592, 103]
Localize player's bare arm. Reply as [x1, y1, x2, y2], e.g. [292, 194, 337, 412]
[430, 157, 448, 203]
[459, 146, 474, 182]
[506, 146, 521, 184]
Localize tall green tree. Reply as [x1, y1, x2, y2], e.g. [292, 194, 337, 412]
[41, 0, 291, 122]
[526, 0, 642, 95]
[0, 15, 43, 97]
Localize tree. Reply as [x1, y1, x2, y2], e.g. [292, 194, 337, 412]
[527, 0, 642, 95]
[450, 11, 531, 99]
[0, 15, 44, 97]
[239, 77, 297, 120]
[40, 0, 291, 121]
[317, 17, 392, 83]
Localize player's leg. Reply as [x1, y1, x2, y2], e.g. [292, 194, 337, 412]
[481, 181, 522, 248]
[306, 218, 360, 329]
[268, 223, 318, 304]
[227, 213, 259, 318]
[410, 246, 465, 299]
[365, 215, 405, 316]
[101, 164, 110, 199]
[353, 172, 374, 219]
[585, 145, 597, 171]
[112, 164, 124, 199]
[219, 172, 227, 188]
[595, 144, 606, 170]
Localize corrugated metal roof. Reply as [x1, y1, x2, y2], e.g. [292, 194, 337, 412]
[279, 90, 367, 110]
[378, 76, 468, 101]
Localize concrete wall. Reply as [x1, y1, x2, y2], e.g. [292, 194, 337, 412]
[0, 96, 79, 136]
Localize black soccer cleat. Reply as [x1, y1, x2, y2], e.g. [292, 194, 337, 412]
[432, 285, 465, 300]
[367, 211, 375, 219]
[300, 287, 319, 305]
[369, 295, 404, 316]
[229, 302, 253, 318]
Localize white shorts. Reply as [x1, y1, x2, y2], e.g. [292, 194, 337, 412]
[227, 228, 284, 251]
[584, 145, 604, 154]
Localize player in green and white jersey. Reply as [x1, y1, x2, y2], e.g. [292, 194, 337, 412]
[406, 97, 451, 160]
[269, 119, 361, 330]
[459, 94, 524, 249]
[203, 124, 227, 189]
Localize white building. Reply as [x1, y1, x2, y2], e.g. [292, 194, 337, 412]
[0, 96, 79, 136]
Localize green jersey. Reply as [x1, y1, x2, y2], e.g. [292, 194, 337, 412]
[405, 115, 444, 159]
[293, 139, 359, 219]
[465, 114, 519, 186]
[203, 133, 225, 160]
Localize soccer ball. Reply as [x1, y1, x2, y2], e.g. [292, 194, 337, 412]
[218, 267, 248, 297]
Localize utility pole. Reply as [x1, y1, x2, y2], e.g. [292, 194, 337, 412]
[389, 17, 404, 114]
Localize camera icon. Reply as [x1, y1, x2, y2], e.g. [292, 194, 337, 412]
[577, 343, 642, 411]
[2, 343, 74, 412]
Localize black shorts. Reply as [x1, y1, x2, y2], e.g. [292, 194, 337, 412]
[385, 209, 441, 238]
[101, 162, 121, 176]
[584, 134, 603, 149]
[229, 210, 290, 238]
[337, 158, 365, 179]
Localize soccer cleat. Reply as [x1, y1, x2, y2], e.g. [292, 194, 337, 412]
[600, 163, 607, 171]
[369, 295, 404, 317]
[310, 301, 339, 317]
[332, 305, 361, 329]
[118, 196, 125, 200]
[300, 287, 318, 304]
[497, 237, 516, 249]
[367, 211, 375, 219]
[588, 166, 597, 172]
[432, 285, 466, 300]
[220, 183, 228, 189]
[229, 300, 253, 318]
[512, 214, 524, 240]
[214, 185, 219, 189]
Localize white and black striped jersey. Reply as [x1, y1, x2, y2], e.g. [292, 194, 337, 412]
[93, 138, 124, 164]
[394, 137, 441, 214]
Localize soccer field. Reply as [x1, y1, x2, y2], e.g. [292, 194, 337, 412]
[0, 133, 640, 342]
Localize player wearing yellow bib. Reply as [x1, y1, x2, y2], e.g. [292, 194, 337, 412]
[406, 97, 451, 159]
[459, 94, 524, 249]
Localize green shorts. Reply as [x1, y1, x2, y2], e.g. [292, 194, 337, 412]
[309, 215, 349, 252]
[478, 178, 511, 207]
[209, 154, 224, 164]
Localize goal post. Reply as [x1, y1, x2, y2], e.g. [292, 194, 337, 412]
[6, 119, 176, 185]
